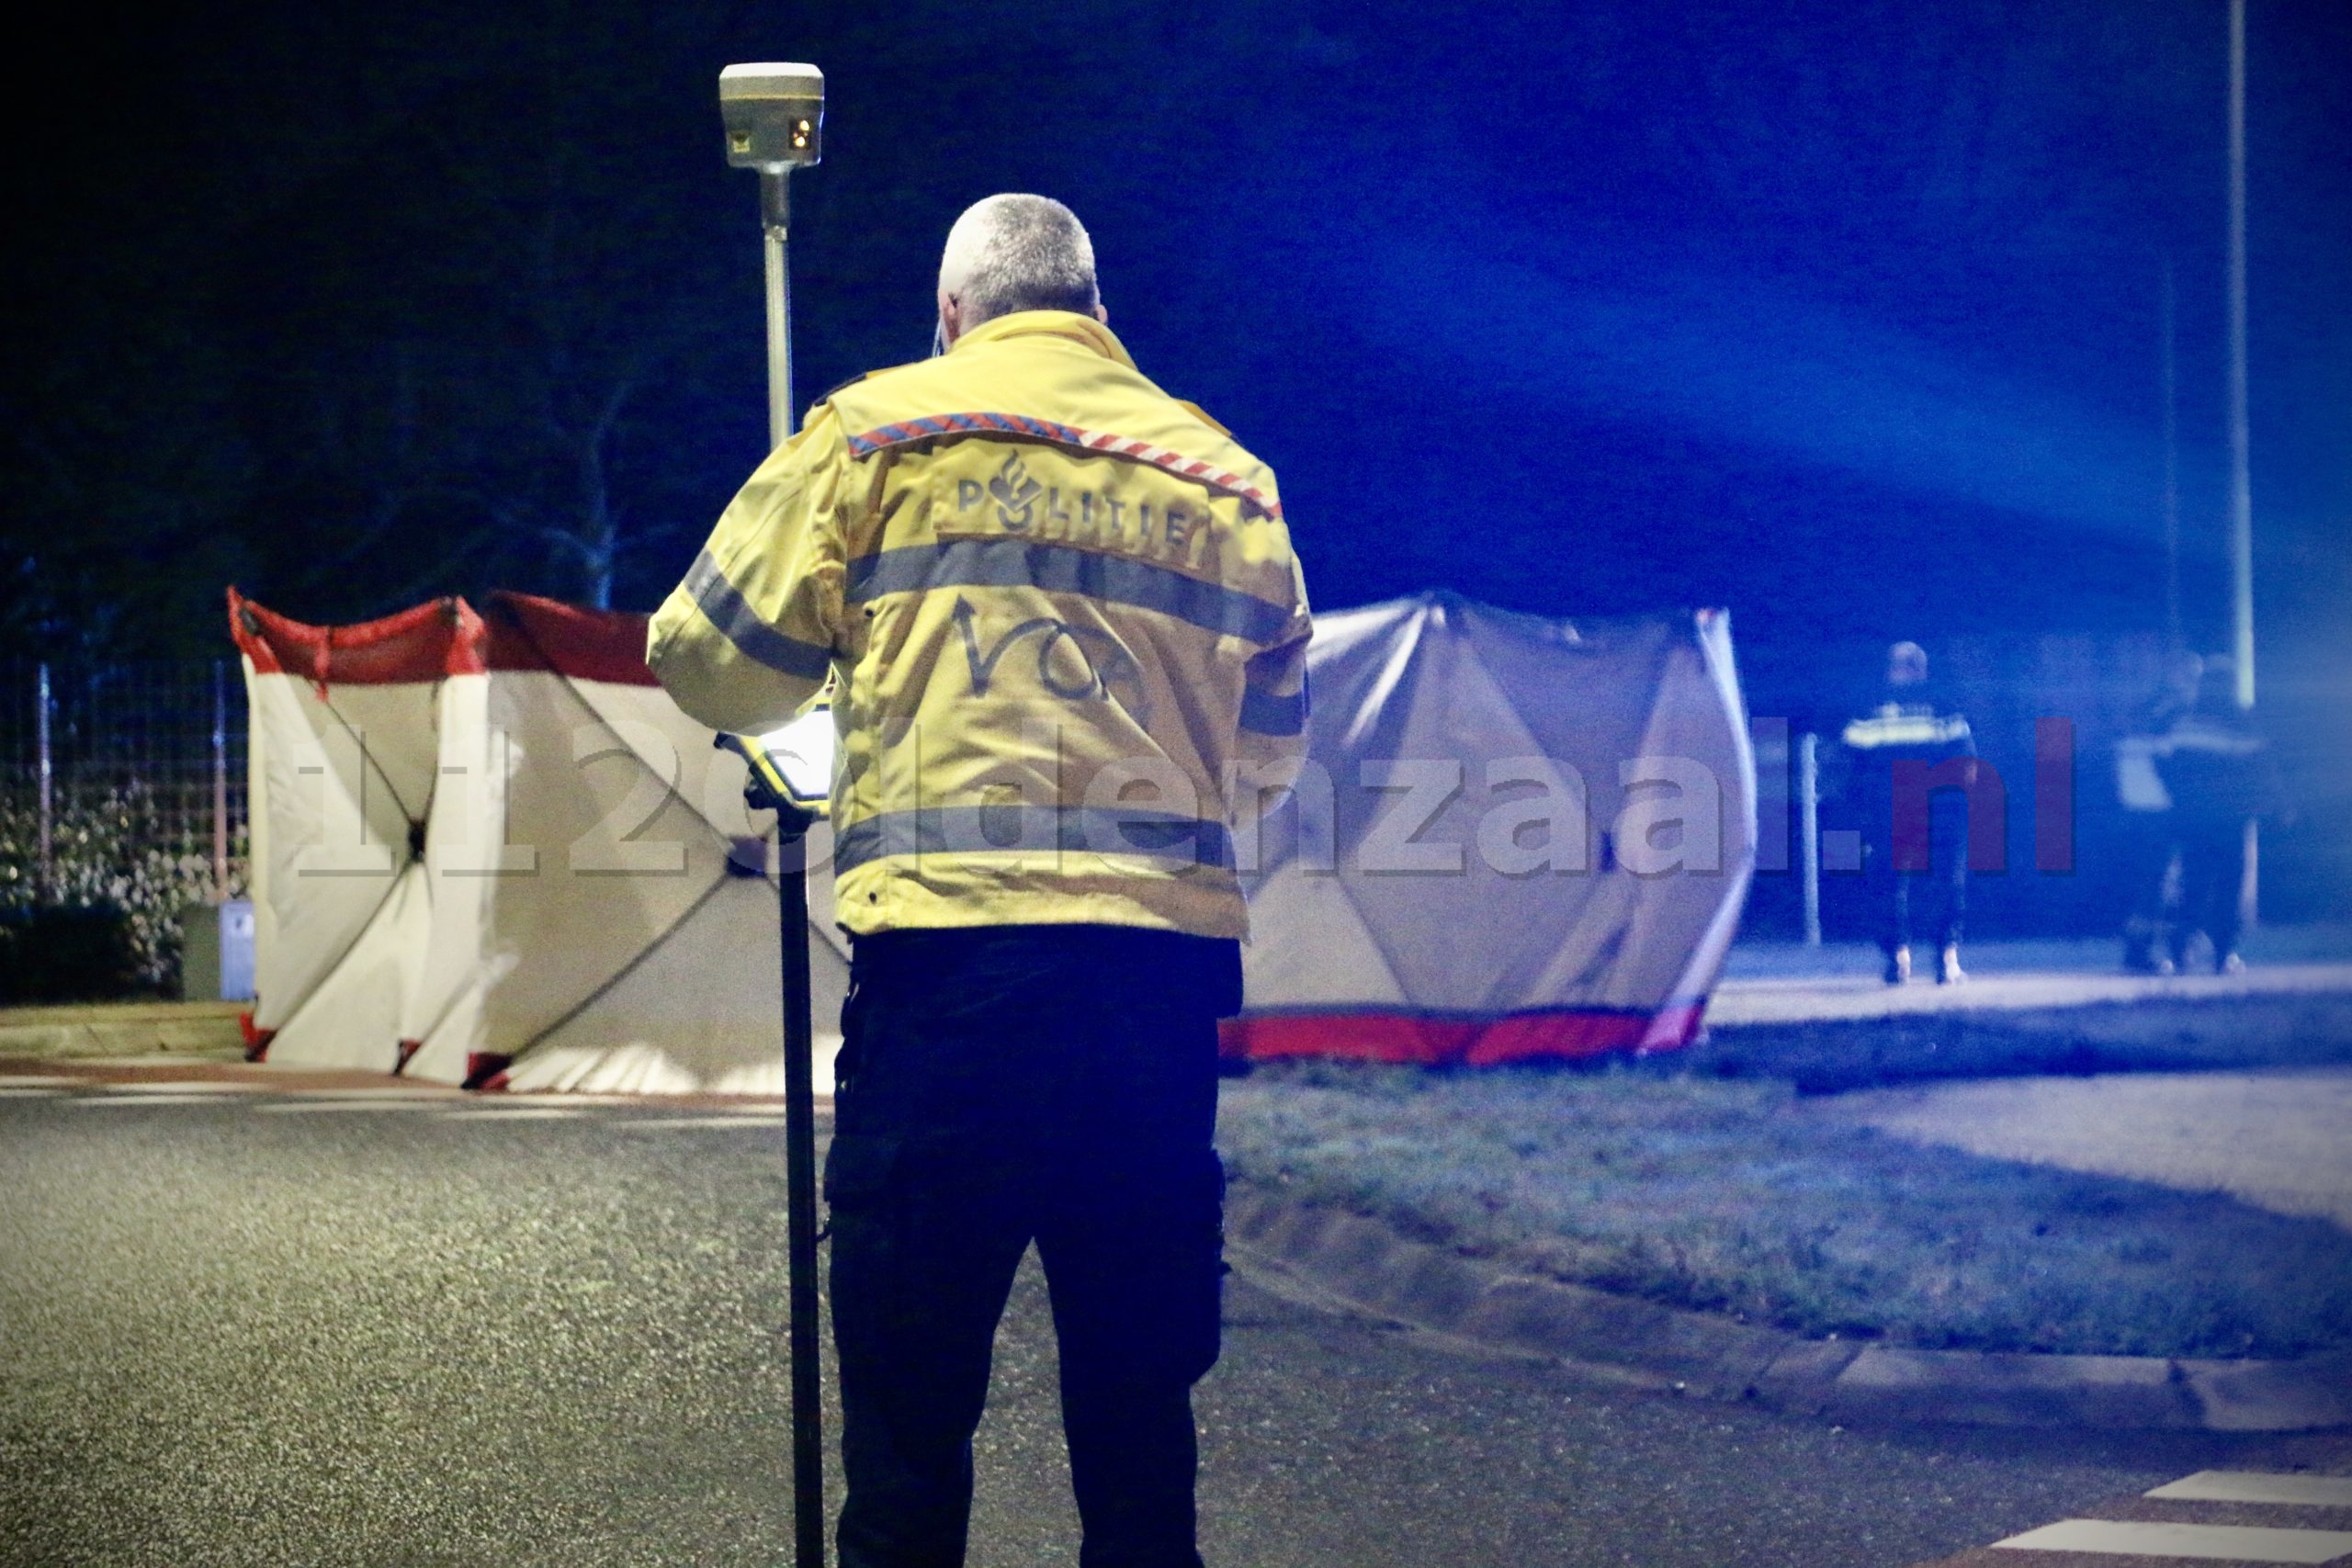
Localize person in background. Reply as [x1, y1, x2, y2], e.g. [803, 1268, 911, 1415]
[2153, 656, 2277, 976]
[1841, 641, 1977, 986]
[2115, 651, 2202, 974]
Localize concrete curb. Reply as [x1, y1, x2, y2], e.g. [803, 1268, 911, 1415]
[0, 1001, 246, 1060]
[0, 1054, 841, 1111]
[1223, 1191, 2352, 1432]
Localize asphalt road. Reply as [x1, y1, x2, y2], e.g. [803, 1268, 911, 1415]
[0, 1085, 2325, 1568]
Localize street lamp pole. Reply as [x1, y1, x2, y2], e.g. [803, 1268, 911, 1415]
[2160, 255, 2182, 656]
[718, 61, 828, 1566]
[2225, 0, 2254, 712]
[2225, 2, 2261, 931]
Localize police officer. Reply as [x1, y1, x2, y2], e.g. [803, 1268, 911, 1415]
[2115, 651, 2201, 974]
[1840, 641, 1977, 985]
[2154, 657, 2275, 976]
[649, 194, 1311, 1568]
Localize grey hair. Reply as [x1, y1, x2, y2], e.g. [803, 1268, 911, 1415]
[938, 194, 1100, 326]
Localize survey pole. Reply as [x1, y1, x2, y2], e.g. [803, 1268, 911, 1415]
[719, 60, 828, 1566]
[721, 63, 824, 448]
[763, 174, 796, 446]
[771, 795, 824, 1568]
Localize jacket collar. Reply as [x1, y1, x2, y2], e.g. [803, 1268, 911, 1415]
[951, 310, 1136, 370]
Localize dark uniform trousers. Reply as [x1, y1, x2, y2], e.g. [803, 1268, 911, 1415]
[1871, 789, 1970, 954]
[2173, 813, 2248, 964]
[825, 923, 1240, 1568]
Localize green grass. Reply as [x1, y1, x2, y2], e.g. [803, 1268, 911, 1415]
[1216, 1061, 2352, 1359]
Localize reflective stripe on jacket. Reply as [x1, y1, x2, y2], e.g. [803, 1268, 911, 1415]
[647, 310, 1311, 940]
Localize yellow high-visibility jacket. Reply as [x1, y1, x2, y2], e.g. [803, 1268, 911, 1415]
[647, 310, 1311, 940]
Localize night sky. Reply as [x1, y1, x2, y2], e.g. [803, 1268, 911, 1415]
[6, 0, 2347, 684]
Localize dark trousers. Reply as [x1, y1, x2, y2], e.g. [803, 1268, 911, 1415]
[826, 924, 1239, 1568]
[2118, 811, 2178, 967]
[2174, 816, 2248, 964]
[1872, 793, 1969, 954]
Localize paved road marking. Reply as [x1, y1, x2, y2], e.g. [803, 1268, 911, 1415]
[256, 1100, 452, 1114]
[14, 1083, 804, 1120]
[259, 1087, 460, 1100]
[2148, 1472, 2352, 1507]
[1918, 1470, 2352, 1566]
[440, 1107, 583, 1121]
[1989, 1517, 2352, 1561]
[621, 1115, 790, 1130]
[99, 1080, 271, 1094]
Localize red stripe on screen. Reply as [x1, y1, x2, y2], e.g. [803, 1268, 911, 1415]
[481, 592, 659, 685]
[229, 589, 486, 685]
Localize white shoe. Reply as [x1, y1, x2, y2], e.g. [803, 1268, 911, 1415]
[1938, 945, 1966, 985]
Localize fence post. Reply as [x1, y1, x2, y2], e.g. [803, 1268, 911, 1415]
[212, 660, 230, 900]
[35, 662, 53, 901]
[1798, 731, 1821, 947]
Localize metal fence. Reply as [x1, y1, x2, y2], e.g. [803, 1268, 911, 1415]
[0, 660, 249, 991]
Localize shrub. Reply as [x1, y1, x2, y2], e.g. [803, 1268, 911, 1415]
[0, 903, 144, 1003]
[0, 781, 247, 998]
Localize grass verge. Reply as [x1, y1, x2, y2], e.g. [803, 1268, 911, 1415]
[1216, 1060, 2352, 1359]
